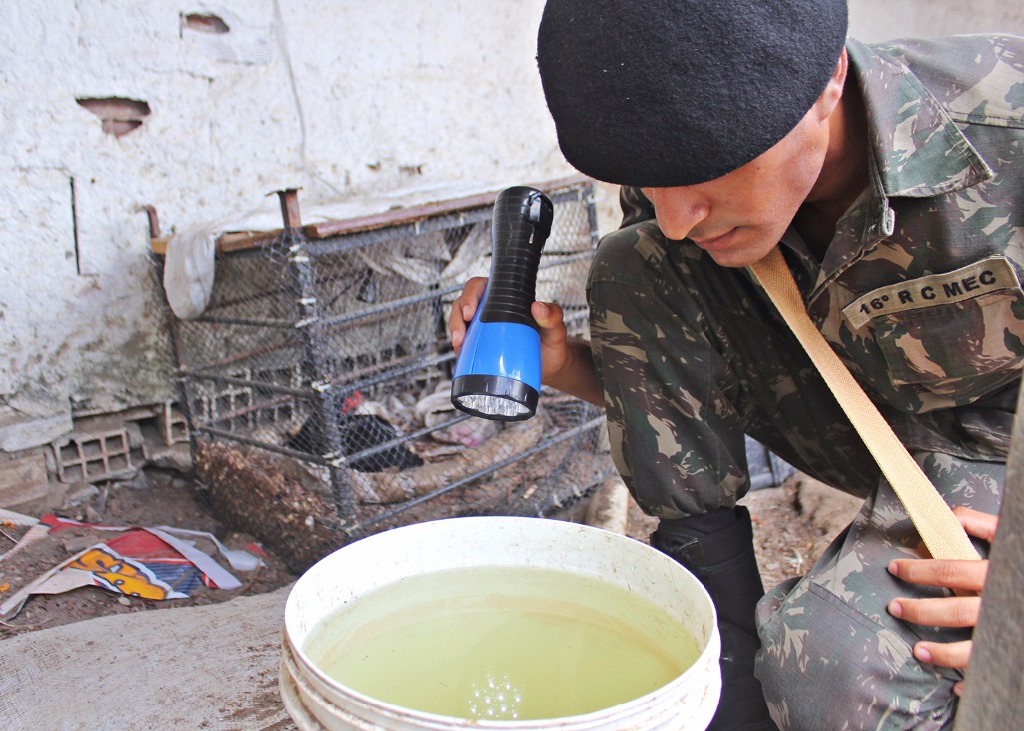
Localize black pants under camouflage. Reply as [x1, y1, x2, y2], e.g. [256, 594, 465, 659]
[587, 224, 1007, 730]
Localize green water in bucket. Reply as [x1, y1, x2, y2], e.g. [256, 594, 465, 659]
[304, 565, 700, 721]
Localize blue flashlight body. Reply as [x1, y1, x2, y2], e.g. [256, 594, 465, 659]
[451, 186, 554, 421]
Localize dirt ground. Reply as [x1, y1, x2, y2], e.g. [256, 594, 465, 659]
[0, 469, 297, 639]
[0, 461, 861, 640]
[566, 471, 861, 590]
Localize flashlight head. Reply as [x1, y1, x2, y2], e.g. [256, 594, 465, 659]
[451, 320, 540, 421]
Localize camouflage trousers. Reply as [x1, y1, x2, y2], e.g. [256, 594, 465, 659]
[587, 226, 1008, 730]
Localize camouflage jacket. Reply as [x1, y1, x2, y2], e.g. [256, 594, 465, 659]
[617, 34, 1024, 460]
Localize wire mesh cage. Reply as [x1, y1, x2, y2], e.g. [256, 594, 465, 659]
[161, 179, 616, 569]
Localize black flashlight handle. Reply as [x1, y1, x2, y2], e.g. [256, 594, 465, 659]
[479, 186, 554, 328]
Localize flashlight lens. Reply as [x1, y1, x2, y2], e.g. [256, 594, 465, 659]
[451, 374, 539, 421]
[455, 394, 531, 419]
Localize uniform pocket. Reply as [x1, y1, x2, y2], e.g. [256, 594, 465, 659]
[842, 257, 1024, 401]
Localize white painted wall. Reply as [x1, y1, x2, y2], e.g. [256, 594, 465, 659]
[1, 1, 1022, 453]
[849, 1, 1024, 42]
[0, 0, 564, 448]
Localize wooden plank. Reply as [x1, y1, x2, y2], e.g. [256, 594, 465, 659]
[307, 174, 590, 239]
[150, 230, 278, 256]
[953, 384, 1024, 728]
[149, 174, 591, 256]
[304, 192, 501, 239]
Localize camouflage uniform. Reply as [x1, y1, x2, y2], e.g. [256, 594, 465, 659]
[587, 35, 1024, 730]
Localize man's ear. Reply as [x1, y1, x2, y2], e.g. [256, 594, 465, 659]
[814, 48, 848, 121]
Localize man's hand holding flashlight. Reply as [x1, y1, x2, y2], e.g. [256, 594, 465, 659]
[449, 277, 602, 405]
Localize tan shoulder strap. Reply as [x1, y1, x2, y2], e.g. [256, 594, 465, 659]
[749, 247, 979, 561]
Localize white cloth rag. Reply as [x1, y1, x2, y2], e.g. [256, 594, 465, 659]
[162, 224, 219, 319]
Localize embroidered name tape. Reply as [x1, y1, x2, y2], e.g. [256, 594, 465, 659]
[843, 256, 1022, 329]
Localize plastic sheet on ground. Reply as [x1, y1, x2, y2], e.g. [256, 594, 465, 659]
[0, 515, 261, 620]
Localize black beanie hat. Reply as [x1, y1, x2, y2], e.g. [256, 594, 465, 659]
[537, 0, 849, 187]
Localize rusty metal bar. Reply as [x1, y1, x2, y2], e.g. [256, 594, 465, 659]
[277, 188, 302, 229]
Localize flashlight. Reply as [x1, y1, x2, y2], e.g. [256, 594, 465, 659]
[451, 186, 554, 421]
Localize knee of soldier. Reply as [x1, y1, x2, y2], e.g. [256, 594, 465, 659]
[754, 578, 959, 731]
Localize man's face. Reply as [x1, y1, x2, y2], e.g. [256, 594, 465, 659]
[641, 108, 829, 268]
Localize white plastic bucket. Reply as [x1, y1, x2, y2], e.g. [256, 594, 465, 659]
[281, 516, 721, 730]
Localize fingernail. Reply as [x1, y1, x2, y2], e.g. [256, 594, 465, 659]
[953, 683, 964, 697]
[888, 600, 903, 618]
[887, 560, 899, 575]
[915, 645, 933, 663]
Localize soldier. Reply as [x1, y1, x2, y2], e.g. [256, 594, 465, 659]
[451, 1, 1020, 729]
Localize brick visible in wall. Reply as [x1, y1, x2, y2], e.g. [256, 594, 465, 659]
[181, 13, 230, 34]
[158, 402, 189, 447]
[76, 97, 151, 137]
[53, 428, 135, 482]
[179, 9, 272, 65]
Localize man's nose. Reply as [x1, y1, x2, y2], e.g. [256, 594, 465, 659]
[643, 187, 709, 241]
